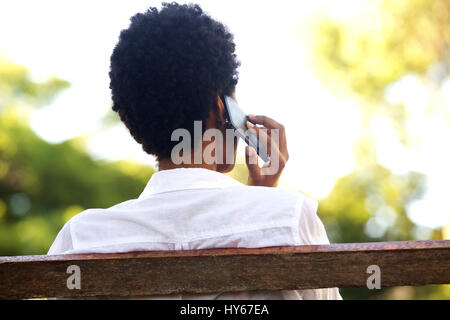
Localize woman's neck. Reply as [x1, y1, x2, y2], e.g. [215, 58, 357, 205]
[158, 156, 217, 172]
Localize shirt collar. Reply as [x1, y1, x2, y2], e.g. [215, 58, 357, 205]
[139, 167, 243, 199]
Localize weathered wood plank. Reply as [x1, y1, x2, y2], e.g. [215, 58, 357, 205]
[0, 240, 449, 299]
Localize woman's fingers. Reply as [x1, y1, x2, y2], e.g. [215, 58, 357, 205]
[248, 114, 282, 129]
[246, 121, 273, 156]
[246, 115, 289, 169]
[245, 146, 261, 176]
[248, 114, 286, 149]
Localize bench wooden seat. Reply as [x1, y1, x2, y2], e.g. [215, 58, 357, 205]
[0, 240, 449, 299]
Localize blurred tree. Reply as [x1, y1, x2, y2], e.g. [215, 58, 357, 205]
[320, 165, 425, 244]
[313, 0, 449, 145]
[0, 60, 154, 255]
[312, 0, 449, 299]
[313, 0, 449, 101]
[0, 60, 70, 109]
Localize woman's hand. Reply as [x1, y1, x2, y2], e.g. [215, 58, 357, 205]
[245, 114, 289, 187]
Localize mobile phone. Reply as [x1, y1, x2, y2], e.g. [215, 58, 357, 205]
[222, 95, 270, 163]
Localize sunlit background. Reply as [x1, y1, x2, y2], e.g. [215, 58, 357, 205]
[0, 0, 449, 299]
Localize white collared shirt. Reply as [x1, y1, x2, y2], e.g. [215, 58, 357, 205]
[48, 168, 342, 300]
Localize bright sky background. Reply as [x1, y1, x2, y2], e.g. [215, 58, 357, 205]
[0, 0, 449, 230]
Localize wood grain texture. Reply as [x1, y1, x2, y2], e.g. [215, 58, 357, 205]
[0, 240, 449, 299]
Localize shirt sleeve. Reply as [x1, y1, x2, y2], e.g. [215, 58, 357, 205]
[297, 197, 330, 245]
[47, 222, 74, 255]
[296, 196, 343, 300]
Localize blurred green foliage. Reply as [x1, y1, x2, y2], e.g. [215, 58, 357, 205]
[320, 165, 425, 243]
[312, 0, 449, 299]
[313, 0, 449, 102]
[313, 0, 450, 146]
[0, 60, 70, 108]
[0, 60, 154, 255]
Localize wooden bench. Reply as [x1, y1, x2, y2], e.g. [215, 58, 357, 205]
[0, 240, 449, 299]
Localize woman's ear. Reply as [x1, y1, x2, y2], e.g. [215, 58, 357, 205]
[205, 96, 226, 131]
[216, 95, 226, 124]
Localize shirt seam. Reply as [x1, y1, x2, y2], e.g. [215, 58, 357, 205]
[139, 186, 237, 198]
[71, 221, 297, 250]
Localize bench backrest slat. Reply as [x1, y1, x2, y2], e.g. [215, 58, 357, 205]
[0, 240, 449, 299]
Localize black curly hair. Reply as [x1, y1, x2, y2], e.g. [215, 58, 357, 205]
[109, 2, 240, 160]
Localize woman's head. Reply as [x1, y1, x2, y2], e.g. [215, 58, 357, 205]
[109, 2, 240, 165]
